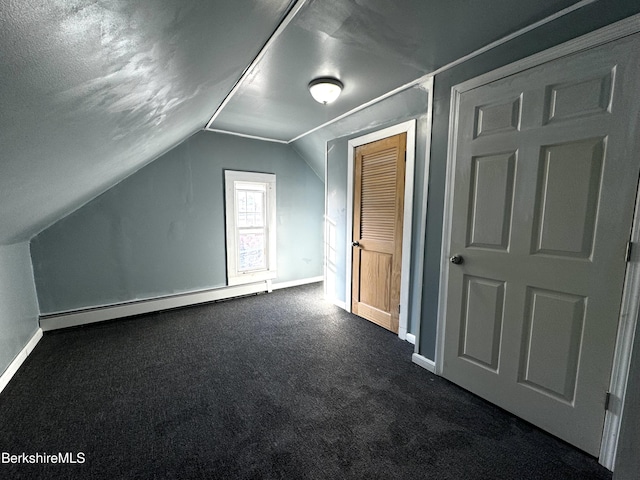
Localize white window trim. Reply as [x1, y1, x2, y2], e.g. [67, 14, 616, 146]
[224, 170, 276, 286]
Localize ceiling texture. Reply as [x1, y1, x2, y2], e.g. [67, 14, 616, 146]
[207, 0, 581, 142]
[1, 0, 596, 244]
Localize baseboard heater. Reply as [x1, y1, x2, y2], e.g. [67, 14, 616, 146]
[39, 280, 272, 332]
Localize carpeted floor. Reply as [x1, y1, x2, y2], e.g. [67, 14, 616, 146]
[0, 283, 612, 479]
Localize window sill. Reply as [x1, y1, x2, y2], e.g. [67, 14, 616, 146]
[228, 270, 277, 287]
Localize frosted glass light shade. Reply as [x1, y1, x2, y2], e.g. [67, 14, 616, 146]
[308, 78, 343, 104]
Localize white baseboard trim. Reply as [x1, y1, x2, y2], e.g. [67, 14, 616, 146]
[0, 328, 43, 394]
[40, 282, 272, 331]
[271, 276, 323, 290]
[406, 333, 416, 345]
[412, 353, 436, 373]
[326, 297, 347, 310]
[40, 277, 325, 332]
[398, 329, 406, 341]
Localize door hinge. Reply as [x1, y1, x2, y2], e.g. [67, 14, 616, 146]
[605, 391, 612, 411]
[398, 304, 401, 314]
[625, 241, 633, 262]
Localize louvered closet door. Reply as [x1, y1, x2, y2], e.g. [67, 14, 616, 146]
[352, 133, 406, 333]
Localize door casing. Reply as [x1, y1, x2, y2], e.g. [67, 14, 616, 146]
[346, 119, 417, 340]
[435, 15, 640, 470]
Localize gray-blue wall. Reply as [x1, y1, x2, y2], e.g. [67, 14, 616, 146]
[31, 131, 324, 314]
[0, 243, 40, 376]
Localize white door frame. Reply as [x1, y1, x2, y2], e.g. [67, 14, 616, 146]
[345, 119, 416, 340]
[435, 14, 640, 470]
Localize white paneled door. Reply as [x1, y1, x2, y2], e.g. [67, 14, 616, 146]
[443, 34, 640, 455]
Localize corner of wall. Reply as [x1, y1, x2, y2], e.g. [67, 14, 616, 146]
[0, 242, 42, 381]
[289, 141, 325, 182]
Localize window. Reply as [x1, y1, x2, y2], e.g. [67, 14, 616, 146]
[224, 170, 276, 285]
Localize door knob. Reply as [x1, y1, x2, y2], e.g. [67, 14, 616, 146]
[450, 254, 464, 265]
[352, 241, 361, 247]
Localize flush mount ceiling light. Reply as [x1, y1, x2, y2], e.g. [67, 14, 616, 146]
[308, 77, 343, 104]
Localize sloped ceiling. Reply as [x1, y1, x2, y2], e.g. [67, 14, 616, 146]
[208, 0, 580, 142]
[0, 0, 600, 245]
[0, 0, 294, 245]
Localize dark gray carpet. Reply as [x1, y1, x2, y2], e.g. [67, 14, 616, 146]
[0, 283, 612, 479]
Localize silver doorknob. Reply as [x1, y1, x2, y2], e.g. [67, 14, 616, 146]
[352, 241, 361, 247]
[450, 255, 464, 265]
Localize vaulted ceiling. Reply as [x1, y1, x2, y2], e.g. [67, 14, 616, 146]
[0, 0, 295, 245]
[0, 0, 605, 244]
[207, 0, 581, 142]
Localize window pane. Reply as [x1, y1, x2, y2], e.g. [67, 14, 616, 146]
[237, 190, 266, 227]
[237, 191, 247, 213]
[251, 192, 265, 226]
[238, 232, 266, 271]
[254, 192, 263, 212]
[244, 208, 262, 226]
